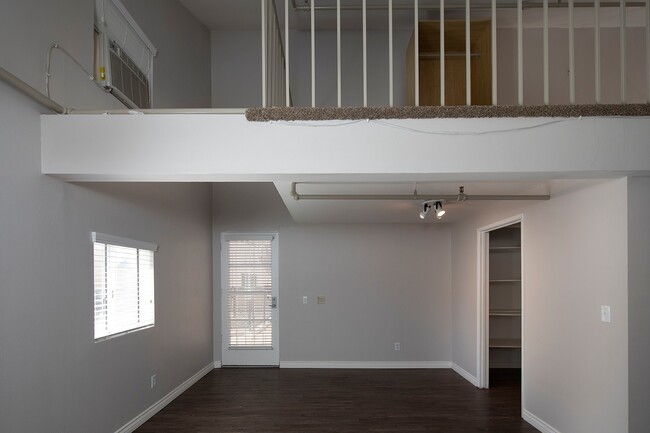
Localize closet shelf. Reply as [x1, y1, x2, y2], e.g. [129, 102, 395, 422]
[489, 246, 521, 252]
[489, 309, 522, 317]
[489, 279, 521, 283]
[489, 338, 521, 348]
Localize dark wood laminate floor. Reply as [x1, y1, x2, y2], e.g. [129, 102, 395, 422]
[135, 368, 537, 433]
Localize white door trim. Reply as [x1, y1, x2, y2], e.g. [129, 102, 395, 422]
[476, 214, 524, 394]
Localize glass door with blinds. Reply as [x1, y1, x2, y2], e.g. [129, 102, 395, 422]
[221, 233, 279, 366]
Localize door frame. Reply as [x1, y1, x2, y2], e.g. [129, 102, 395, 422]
[476, 214, 524, 397]
[221, 232, 280, 366]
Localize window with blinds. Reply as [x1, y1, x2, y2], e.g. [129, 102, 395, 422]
[226, 238, 273, 349]
[92, 232, 157, 341]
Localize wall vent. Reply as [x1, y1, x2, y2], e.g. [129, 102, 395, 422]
[107, 40, 150, 109]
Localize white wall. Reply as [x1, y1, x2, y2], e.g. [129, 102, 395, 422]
[451, 179, 629, 432]
[627, 176, 650, 431]
[212, 183, 452, 364]
[0, 81, 214, 433]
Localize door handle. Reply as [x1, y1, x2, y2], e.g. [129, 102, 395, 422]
[271, 296, 277, 309]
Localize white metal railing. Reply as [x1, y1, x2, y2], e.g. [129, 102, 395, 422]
[259, 0, 650, 108]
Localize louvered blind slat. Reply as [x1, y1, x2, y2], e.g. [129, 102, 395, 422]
[226, 239, 273, 348]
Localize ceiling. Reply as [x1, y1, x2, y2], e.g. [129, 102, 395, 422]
[273, 179, 600, 224]
[179, 0, 644, 31]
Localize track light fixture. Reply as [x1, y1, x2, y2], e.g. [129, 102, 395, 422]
[420, 200, 445, 220]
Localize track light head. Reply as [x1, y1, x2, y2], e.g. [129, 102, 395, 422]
[434, 201, 445, 219]
[419, 202, 431, 219]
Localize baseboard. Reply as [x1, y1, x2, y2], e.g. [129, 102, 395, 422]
[522, 409, 561, 433]
[115, 362, 214, 433]
[451, 363, 479, 387]
[213, 360, 222, 368]
[280, 361, 452, 369]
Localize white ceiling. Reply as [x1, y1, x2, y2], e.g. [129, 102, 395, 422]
[179, 0, 644, 31]
[273, 179, 600, 224]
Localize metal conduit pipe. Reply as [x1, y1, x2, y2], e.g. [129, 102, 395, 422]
[290, 183, 550, 201]
[0, 65, 67, 114]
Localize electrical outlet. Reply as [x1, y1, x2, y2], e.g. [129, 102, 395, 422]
[317, 296, 325, 304]
[302, 296, 308, 304]
[394, 342, 400, 351]
[150, 374, 157, 389]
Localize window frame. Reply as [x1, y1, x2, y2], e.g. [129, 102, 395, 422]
[92, 232, 158, 342]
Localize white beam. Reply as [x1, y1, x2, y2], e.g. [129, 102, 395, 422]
[41, 115, 650, 181]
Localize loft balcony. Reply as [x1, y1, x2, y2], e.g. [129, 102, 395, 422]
[2, 0, 649, 181]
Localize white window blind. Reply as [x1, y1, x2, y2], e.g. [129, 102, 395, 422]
[226, 238, 273, 349]
[93, 232, 156, 341]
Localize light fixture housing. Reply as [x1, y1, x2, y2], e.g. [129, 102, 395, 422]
[419, 200, 446, 220]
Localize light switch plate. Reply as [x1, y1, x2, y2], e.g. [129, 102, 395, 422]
[601, 306, 611, 323]
[302, 296, 308, 304]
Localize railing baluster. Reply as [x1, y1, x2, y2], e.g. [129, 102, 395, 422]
[569, 0, 575, 104]
[543, 0, 549, 105]
[262, 0, 267, 108]
[363, 0, 368, 107]
[491, 0, 496, 105]
[285, 0, 290, 107]
[389, 0, 394, 107]
[441, 0, 445, 106]
[311, 0, 315, 107]
[415, 0, 419, 107]
[517, 0, 523, 105]
[647, 0, 650, 102]
[270, 10, 275, 106]
[595, 0, 601, 103]
[466, 0, 471, 106]
[620, 0, 626, 103]
[337, 0, 341, 107]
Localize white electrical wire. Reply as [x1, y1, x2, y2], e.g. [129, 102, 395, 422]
[271, 117, 579, 136]
[370, 118, 575, 136]
[46, 43, 95, 98]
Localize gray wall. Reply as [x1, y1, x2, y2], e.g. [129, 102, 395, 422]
[498, 27, 647, 105]
[123, 0, 212, 108]
[628, 176, 650, 431]
[0, 0, 211, 110]
[211, 26, 646, 108]
[0, 1, 214, 431]
[451, 179, 629, 432]
[211, 29, 411, 108]
[0, 81, 213, 433]
[212, 183, 452, 364]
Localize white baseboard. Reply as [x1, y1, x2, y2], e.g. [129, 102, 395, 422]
[523, 409, 561, 433]
[451, 363, 479, 387]
[280, 361, 452, 369]
[115, 362, 214, 433]
[213, 360, 222, 368]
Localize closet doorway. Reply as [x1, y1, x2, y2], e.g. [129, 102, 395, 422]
[478, 215, 523, 395]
